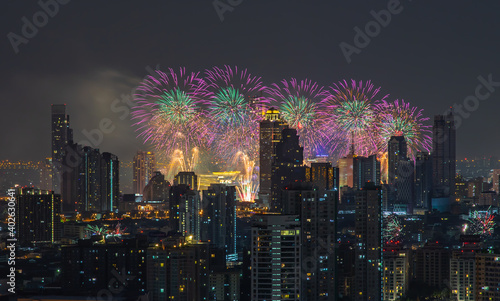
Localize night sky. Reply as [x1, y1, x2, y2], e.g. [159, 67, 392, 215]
[1, 0, 499, 162]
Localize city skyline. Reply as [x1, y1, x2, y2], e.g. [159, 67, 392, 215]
[2, 1, 500, 162]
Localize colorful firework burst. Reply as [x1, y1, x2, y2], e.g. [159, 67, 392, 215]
[466, 210, 495, 237]
[266, 78, 330, 160]
[131, 68, 209, 160]
[321, 79, 388, 158]
[376, 100, 432, 159]
[202, 66, 266, 162]
[233, 152, 259, 202]
[383, 214, 404, 243]
[85, 224, 106, 236]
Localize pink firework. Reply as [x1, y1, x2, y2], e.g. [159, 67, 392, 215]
[375, 99, 432, 159]
[131, 67, 210, 158]
[320, 79, 388, 158]
[202, 65, 267, 162]
[266, 78, 331, 160]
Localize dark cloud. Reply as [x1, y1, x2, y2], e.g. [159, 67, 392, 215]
[1, 0, 500, 162]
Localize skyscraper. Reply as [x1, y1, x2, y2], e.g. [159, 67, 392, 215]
[305, 162, 339, 192]
[395, 158, 414, 214]
[432, 112, 456, 202]
[100, 152, 119, 212]
[353, 154, 381, 190]
[16, 187, 61, 246]
[77, 146, 102, 213]
[259, 108, 288, 204]
[415, 151, 433, 209]
[51, 104, 72, 193]
[354, 182, 383, 301]
[169, 184, 201, 240]
[133, 150, 156, 195]
[142, 171, 170, 205]
[174, 171, 198, 190]
[270, 128, 305, 212]
[251, 215, 301, 301]
[201, 184, 237, 258]
[388, 136, 407, 186]
[382, 244, 410, 301]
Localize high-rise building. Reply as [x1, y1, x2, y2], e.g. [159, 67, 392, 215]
[51, 104, 72, 193]
[338, 154, 354, 188]
[432, 112, 456, 202]
[259, 108, 288, 204]
[133, 150, 156, 195]
[300, 188, 337, 300]
[475, 252, 500, 301]
[201, 184, 237, 258]
[305, 162, 339, 192]
[147, 236, 209, 301]
[491, 169, 500, 194]
[174, 171, 198, 190]
[39, 158, 53, 191]
[16, 187, 61, 246]
[388, 136, 407, 186]
[450, 235, 481, 301]
[62, 237, 148, 296]
[270, 128, 305, 212]
[251, 215, 301, 301]
[100, 152, 119, 212]
[142, 171, 170, 205]
[353, 155, 381, 190]
[77, 146, 102, 213]
[354, 182, 383, 301]
[415, 242, 450, 289]
[382, 244, 410, 301]
[415, 152, 433, 209]
[169, 184, 201, 240]
[395, 158, 414, 214]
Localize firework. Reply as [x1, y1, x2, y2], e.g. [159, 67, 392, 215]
[266, 79, 330, 159]
[321, 79, 388, 158]
[233, 151, 259, 202]
[376, 100, 432, 159]
[383, 214, 403, 243]
[165, 148, 200, 181]
[466, 209, 495, 237]
[131, 68, 209, 160]
[85, 224, 106, 236]
[202, 66, 266, 163]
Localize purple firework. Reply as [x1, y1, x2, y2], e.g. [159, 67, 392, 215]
[266, 78, 331, 160]
[131, 67, 210, 158]
[201, 65, 267, 162]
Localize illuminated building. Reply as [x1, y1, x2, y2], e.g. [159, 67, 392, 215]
[354, 182, 382, 301]
[100, 152, 119, 212]
[169, 184, 201, 240]
[475, 253, 500, 301]
[251, 215, 301, 301]
[395, 158, 414, 214]
[382, 244, 409, 301]
[51, 104, 72, 193]
[16, 187, 61, 246]
[147, 236, 209, 301]
[415, 152, 432, 209]
[305, 162, 339, 192]
[259, 107, 288, 205]
[270, 128, 305, 212]
[142, 171, 170, 207]
[415, 242, 450, 289]
[338, 154, 354, 188]
[450, 235, 481, 301]
[174, 171, 198, 190]
[353, 155, 381, 191]
[201, 184, 237, 259]
[432, 112, 456, 204]
[133, 150, 156, 195]
[388, 136, 407, 186]
[61, 237, 147, 295]
[0, 160, 42, 194]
